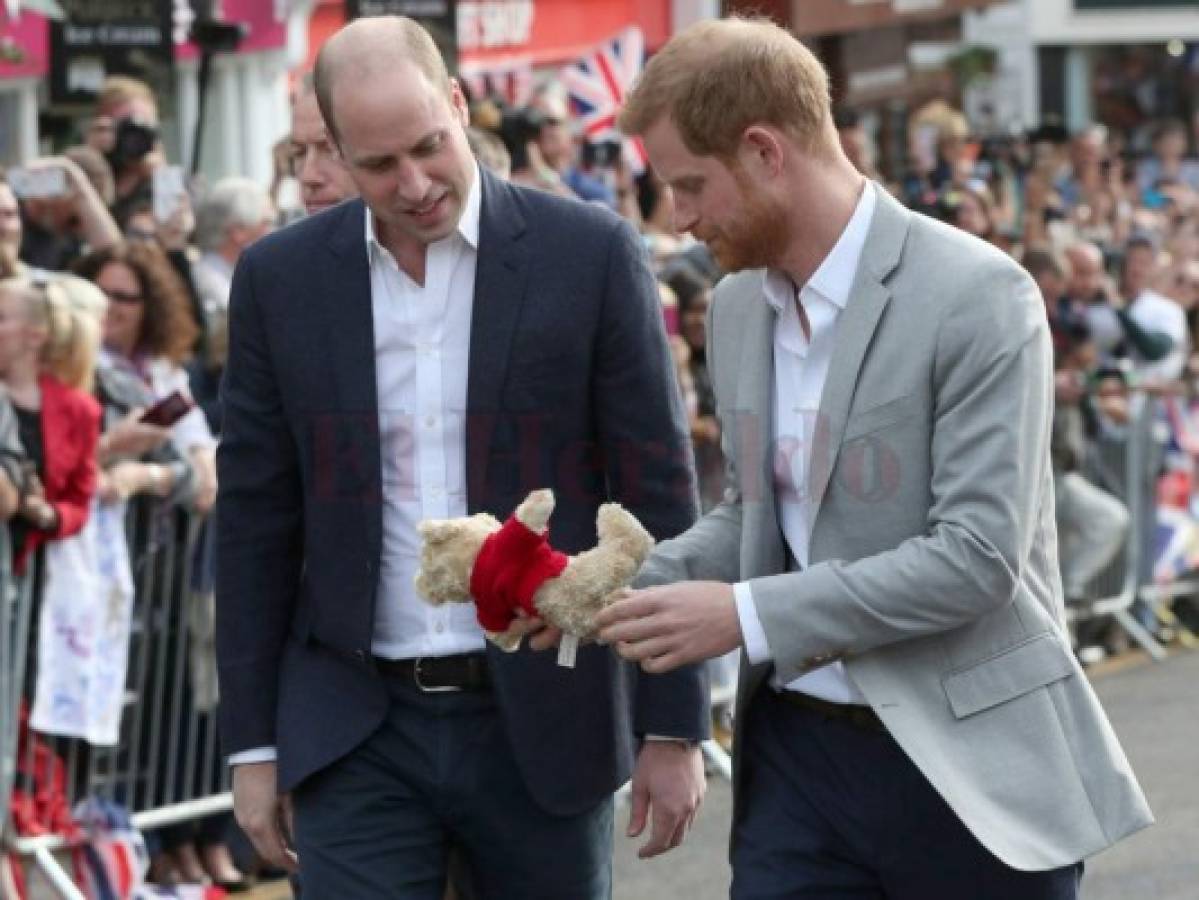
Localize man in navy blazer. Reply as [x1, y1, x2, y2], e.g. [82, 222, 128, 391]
[214, 15, 706, 899]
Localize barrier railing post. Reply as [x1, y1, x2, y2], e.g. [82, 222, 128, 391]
[3, 499, 233, 896]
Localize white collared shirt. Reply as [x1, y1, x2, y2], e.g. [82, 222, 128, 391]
[367, 164, 487, 659]
[227, 166, 486, 767]
[733, 181, 877, 704]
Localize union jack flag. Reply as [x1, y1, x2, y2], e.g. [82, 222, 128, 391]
[460, 59, 535, 108]
[560, 26, 649, 174]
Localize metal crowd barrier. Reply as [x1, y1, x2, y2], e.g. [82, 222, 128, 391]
[1, 500, 229, 898]
[1072, 391, 1168, 660]
[1, 526, 29, 875]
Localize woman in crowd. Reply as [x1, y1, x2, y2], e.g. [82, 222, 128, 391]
[665, 265, 722, 512]
[55, 273, 195, 507]
[0, 275, 101, 574]
[947, 183, 1003, 248]
[72, 242, 215, 516]
[73, 242, 235, 889]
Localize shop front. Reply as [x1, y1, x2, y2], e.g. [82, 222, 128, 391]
[0, 5, 46, 163]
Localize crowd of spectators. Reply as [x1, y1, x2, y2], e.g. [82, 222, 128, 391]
[3, 56, 1199, 892]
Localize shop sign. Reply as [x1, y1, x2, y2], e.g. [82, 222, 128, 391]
[459, 0, 535, 51]
[49, 0, 173, 104]
[0, 8, 49, 80]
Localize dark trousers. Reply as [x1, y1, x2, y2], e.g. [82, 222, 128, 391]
[291, 674, 613, 900]
[731, 690, 1083, 900]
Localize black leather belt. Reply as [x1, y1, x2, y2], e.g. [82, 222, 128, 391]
[374, 653, 491, 693]
[773, 689, 885, 732]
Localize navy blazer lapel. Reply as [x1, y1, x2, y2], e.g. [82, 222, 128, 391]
[323, 199, 382, 552]
[466, 170, 530, 419]
[324, 198, 378, 414]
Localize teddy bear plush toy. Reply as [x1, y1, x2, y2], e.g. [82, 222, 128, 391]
[414, 489, 654, 660]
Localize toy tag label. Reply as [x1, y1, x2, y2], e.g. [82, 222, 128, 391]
[557, 634, 579, 668]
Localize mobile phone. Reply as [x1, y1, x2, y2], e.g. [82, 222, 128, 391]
[7, 166, 68, 200]
[152, 165, 187, 223]
[139, 390, 194, 428]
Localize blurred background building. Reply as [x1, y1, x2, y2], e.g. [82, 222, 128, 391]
[5, 0, 1195, 188]
[966, 0, 1199, 148]
[0, 0, 723, 185]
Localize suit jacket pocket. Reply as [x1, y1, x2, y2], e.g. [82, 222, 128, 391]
[843, 392, 917, 442]
[942, 631, 1075, 719]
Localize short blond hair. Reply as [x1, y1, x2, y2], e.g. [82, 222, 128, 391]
[619, 17, 831, 158]
[0, 275, 99, 391]
[96, 75, 155, 117]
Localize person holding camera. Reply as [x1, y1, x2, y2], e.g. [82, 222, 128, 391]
[14, 152, 121, 273]
[86, 76, 166, 228]
[1064, 239, 1178, 382]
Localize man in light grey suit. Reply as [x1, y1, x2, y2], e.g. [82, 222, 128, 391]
[596, 17, 1152, 898]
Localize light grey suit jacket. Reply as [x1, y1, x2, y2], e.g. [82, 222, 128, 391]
[639, 183, 1152, 871]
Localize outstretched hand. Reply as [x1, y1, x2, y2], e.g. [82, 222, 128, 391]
[595, 582, 742, 673]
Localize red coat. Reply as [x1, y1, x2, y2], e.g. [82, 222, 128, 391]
[14, 375, 101, 574]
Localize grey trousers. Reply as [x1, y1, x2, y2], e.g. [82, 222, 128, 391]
[1055, 471, 1130, 598]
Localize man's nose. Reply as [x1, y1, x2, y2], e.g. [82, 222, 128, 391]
[299, 148, 323, 186]
[673, 203, 698, 236]
[396, 160, 432, 204]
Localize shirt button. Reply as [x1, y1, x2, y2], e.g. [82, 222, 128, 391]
[428, 485, 444, 497]
[424, 415, 437, 428]
[434, 622, 445, 634]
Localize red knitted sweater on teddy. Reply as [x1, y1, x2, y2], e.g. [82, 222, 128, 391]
[468, 516, 568, 632]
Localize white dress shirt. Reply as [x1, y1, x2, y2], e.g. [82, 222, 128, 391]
[732, 181, 876, 704]
[368, 166, 486, 659]
[228, 166, 486, 766]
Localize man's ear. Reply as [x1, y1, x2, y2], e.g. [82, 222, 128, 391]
[739, 125, 785, 179]
[449, 78, 470, 127]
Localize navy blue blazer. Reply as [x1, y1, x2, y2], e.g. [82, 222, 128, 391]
[215, 170, 706, 813]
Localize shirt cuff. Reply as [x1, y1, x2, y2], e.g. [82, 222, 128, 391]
[734, 581, 772, 666]
[228, 746, 278, 767]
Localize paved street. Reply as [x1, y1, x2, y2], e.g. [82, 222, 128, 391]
[174, 649, 1199, 900]
[612, 650, 1199, 899]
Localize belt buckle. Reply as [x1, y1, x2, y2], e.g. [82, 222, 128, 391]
[413, 657, 462, 694]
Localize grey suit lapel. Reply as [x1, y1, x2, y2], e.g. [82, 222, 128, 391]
[732, 273, 786, 579]
[808, 184, 909, 523]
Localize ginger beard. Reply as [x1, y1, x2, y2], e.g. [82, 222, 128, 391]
[698, 163, 790, 273]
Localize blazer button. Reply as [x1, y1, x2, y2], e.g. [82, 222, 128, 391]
[354, 649, 367, 662]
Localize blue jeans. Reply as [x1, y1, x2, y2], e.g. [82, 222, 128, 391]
[291, 674, 613, 899]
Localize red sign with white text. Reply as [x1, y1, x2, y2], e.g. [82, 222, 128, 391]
[458, 0, 668, 69]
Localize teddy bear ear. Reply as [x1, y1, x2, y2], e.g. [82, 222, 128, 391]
[418, 520, 458, 543]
